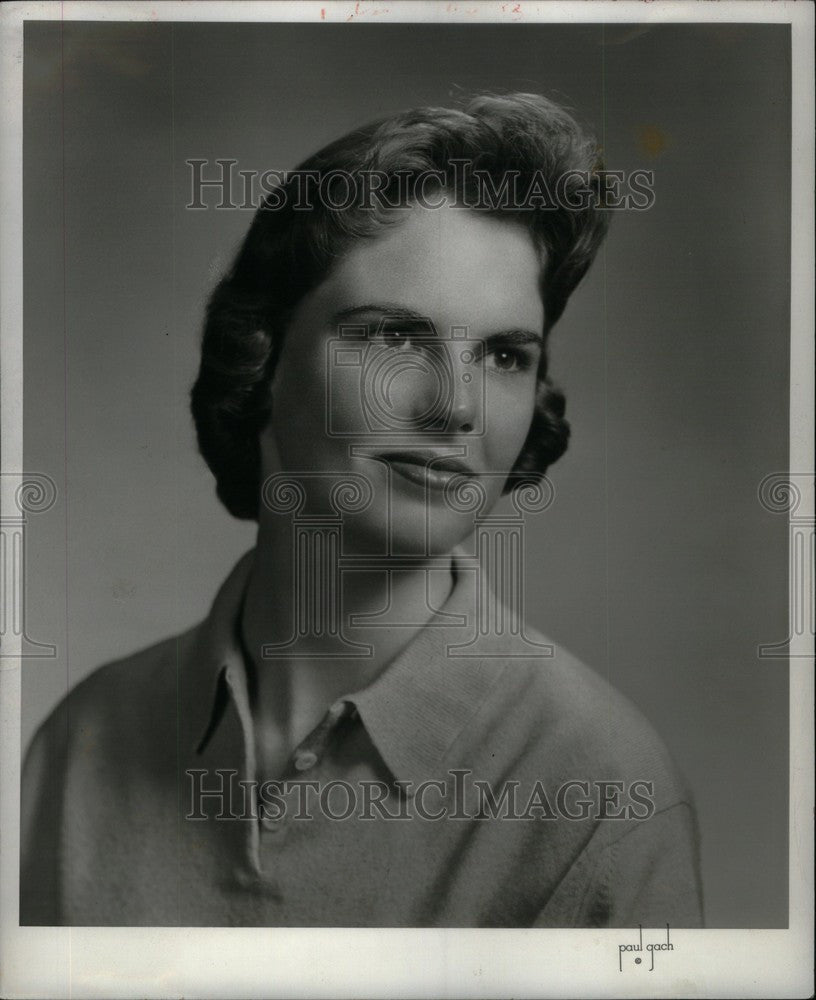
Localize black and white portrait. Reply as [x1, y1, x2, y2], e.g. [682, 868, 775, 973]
[2, 3, 811, 996]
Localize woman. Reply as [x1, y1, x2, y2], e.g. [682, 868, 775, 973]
[21, 93, 703, 927]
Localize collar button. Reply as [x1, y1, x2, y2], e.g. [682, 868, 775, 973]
[293, 750, 319, 771]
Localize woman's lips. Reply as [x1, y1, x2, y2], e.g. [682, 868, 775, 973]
[379, 452, 476, 492]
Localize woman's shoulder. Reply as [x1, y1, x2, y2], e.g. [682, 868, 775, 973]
[23, 624, 202, 777]
[483, 623, 694, 811]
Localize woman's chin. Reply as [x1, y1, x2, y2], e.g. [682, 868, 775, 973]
[343, 503, 474, 558]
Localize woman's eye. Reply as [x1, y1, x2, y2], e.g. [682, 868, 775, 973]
[370, 325, 414, 348]
[384, 330, 412, 347]
[489, 348, 527, 372]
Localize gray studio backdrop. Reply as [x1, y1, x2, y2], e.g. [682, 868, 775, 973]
[22, 21, 790, 927]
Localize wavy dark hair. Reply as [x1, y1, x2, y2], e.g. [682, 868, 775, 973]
[191, 93, 610, 520]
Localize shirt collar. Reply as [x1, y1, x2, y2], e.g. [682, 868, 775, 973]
[189, 548, 256, 756]
[343, 559, 509, 789]
[191, 548, 509, 790]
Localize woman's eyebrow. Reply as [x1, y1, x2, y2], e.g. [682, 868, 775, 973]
[482, 330, 544, 348]
[332, 303, 544, 346]
[332, 303, 430, 324]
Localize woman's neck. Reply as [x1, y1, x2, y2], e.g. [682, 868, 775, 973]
[240, 515, 455, 753]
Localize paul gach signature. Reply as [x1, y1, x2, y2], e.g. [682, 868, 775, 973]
[618, 924, 674, 972]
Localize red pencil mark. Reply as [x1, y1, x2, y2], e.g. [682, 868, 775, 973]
[346, 1, 390, 19]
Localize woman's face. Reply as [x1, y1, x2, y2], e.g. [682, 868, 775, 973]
[260, 201, 545, 554]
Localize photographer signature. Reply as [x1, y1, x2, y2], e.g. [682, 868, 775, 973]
[618, 924, 674, 972]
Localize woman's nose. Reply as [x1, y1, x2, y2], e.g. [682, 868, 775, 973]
[409, 345, 478, 433]
[408, 344, 478, 433]
[449, 400, 475, 434]
[368, 342, 479, 433]
[445, 346, 479, 434]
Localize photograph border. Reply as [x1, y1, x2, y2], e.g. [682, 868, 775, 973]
[0, 2, 813, 997]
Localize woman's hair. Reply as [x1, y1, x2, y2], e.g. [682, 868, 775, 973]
[191, 92, 610, 520]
